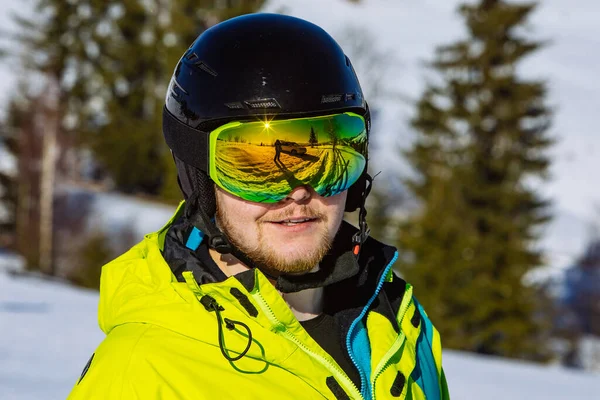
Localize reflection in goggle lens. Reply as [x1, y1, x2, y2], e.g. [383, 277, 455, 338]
[211, 113, 367, 203]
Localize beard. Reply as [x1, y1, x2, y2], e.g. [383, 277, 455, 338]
[215, 204, 336, 275]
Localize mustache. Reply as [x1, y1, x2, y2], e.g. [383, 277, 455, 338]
[260, 205, 327, 222]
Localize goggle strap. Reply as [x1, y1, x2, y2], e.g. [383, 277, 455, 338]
[163, 107, 210, 172]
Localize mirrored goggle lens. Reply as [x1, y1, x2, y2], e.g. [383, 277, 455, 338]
[210, 112, 367, 203]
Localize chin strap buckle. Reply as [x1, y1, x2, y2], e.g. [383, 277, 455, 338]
[185, 189, 232, 254]
[210, 234, 232, 254]
[352, 223, 371, 256]
[352, 172, 375, 257]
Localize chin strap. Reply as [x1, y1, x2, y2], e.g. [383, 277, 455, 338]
[352, 173, 374, 258]
[184, 190, 280, 281]
[184, 190, 231, 253]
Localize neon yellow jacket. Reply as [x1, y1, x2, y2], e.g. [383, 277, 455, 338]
[68, 207, 449, 400]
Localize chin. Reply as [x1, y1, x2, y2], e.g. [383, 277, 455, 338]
[274, 237, 321, 254]
[270, 240, 328, 265]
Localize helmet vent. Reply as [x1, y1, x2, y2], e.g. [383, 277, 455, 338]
[193, 60, 218, 77]
[171, 78, 188, 95]
[244, 98, 281, 109]
[225, 102, 245, 110]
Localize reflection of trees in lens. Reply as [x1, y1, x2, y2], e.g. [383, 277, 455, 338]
[325, 119, 341, 151]
[308, 126, 318, 148]
[223, 133, 249, 144]
[318, 148, 350, 196]
[341, 130, 368, 158]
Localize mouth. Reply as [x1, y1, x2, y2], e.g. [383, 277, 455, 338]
[268, 216, 319, 226]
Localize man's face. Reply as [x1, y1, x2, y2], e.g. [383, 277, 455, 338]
[215, 185, 347, 274]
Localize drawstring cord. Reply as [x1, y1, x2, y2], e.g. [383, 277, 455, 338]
[200, 295, 253, 362]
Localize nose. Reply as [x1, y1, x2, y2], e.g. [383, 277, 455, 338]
[284, 185, 312, 203]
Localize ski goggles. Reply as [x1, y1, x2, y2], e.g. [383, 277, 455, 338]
[208, 112, 368, 203]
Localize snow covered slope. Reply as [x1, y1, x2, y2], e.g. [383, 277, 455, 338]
[0, 272, 104, 400]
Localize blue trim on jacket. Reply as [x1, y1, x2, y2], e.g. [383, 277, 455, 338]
[412, 299, 441, 400]
[346, 250, 399, 399]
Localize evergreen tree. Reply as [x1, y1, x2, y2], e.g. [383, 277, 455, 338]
[364, 185, 394, 243]
[4, 0, 265, 275]
[11, 0, 264, 202]
[397, 0, 554, 361]
[96, 0, 263, 200]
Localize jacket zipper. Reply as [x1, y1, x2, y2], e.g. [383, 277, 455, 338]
[251, 291, 363, 400]
[369, 284, 412, 400]
[345, 251, 399, 399]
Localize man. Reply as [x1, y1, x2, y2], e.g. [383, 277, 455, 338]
[68, 13, 449, 400]
[274, 138, 282, 162]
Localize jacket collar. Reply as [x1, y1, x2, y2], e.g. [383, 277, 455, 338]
[160, 201, 398, 295]
[98, 203, 404, 369]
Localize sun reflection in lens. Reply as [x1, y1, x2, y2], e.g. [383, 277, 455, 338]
[261, 116, 276, 133]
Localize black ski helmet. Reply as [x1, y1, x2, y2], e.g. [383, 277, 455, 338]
[162, 13, 371, 215]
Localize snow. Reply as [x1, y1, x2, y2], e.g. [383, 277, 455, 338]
[1, 263, 599, 399]
[0, 248, 24, 273]
[577, 336, 600, 373]
[0, 272, 103, 400]
[87, 190, 176, 238]
[443, 350, 599, 399]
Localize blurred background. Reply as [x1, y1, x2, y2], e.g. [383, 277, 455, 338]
[1, 0, 599, 399]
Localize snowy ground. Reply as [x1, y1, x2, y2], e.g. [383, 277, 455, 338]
[83, 189, 176, 239]
[1, 267, 598, 400]
[0, 272, 103, 400]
